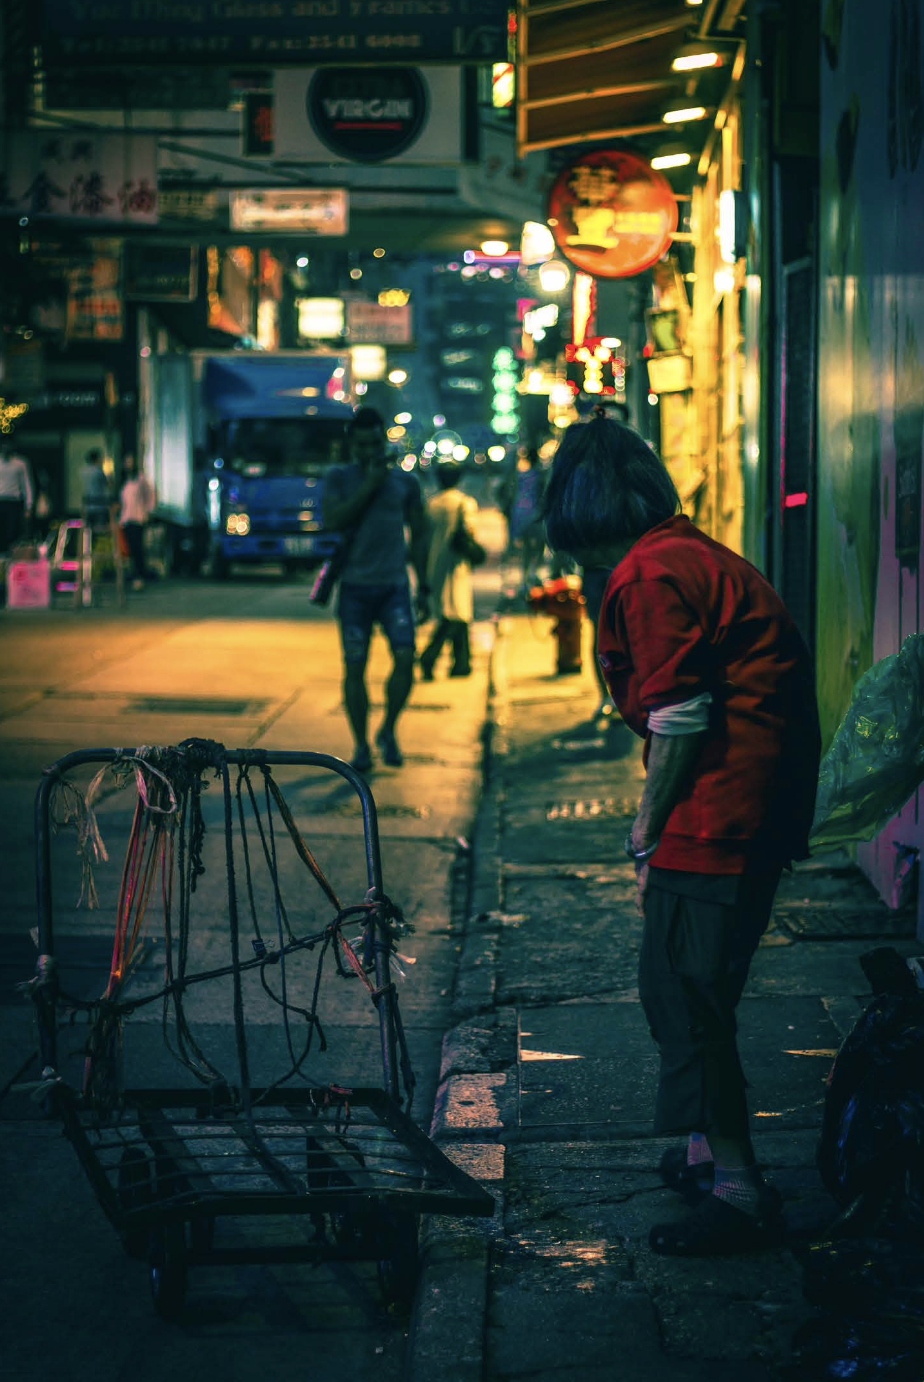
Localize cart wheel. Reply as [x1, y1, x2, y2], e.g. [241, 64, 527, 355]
[150, 1221, 188, 1321]
[376, 1211, 419, 1312]
[188, 1214, 215, 1256]
[117, 1147, 154, 1260]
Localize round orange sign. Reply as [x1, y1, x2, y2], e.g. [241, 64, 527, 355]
[547, 150, 679, 279]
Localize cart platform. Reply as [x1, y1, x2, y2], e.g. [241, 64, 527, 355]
[29, 741, 494, 1318]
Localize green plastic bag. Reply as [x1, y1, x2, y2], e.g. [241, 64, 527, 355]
[809, 633, 924, 849]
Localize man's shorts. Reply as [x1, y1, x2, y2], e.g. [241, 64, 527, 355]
[637, 866, 782, 1139]
[337, 581, 416, 666]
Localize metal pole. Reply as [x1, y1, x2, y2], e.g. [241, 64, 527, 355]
[33, 769, 59, 1072]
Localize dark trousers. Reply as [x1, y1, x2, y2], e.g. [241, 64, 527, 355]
[122, 522, 147, 580]
[0, 499, 25, 553]
[420, 618, 471, 675]
[637, 867, 782, 1140]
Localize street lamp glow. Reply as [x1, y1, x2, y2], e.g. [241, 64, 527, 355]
[373, 247, 386, 258]
[538, 260, 570, 293]
[433, 413, 446, 427]
[663, 106, 707, 124]
[296, 255, 309, 268]
[395, 411, 412, 424]
[600, 337, 622, 348]
[387, 368, 408, 386]
[423, 440, 437, 454]
[437, 437, 455, 456]
[480, 239, 509, 256]
[671, 51, 719, 71]
[487, 445, 506, 462]
[651, 152, 692, 170]
[452, 444, 470, 461]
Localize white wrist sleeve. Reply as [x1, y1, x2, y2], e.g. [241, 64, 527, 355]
[648, 692, 713, 736]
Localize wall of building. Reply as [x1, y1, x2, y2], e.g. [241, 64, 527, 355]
[818, 0, 924, 920]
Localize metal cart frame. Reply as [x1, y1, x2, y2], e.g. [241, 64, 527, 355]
[31, 745, 494, 1318]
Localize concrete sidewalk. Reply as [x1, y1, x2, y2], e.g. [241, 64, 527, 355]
[411, 613, 919, 1382]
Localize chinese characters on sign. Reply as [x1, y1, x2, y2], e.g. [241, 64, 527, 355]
[159, 188, 222, 223]
[346, 300, 413, 345]
[230, 189, 349, 234]
[547, 151, 678, 279]
[42, 0, 509, 64]
[4, 134, 158, 224]
[67, 244, 123, 341]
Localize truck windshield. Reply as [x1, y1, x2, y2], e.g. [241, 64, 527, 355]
[223, 418, 348, 478]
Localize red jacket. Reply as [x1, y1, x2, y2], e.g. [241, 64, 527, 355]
[597, 516, 821, 873]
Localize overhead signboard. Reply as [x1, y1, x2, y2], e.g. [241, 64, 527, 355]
[124, 244, 197, 302]
[230, 189, 348, 235]
[275, 67, 460, 164]
[307, 68, 427, 162]
[346, 301, 412, 345]
[297, 298, 346, 340]
[444, 377, 484, 393]
[159, 188, 223, 224]
[547, 151, 678, 280]
[3, 133, 158, 224]
[40, 0, 508, 65]
[440, 348, 478, 368]
[66, 245, 123, 341]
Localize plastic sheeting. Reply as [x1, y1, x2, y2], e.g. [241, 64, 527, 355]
[809, 633, 924, 849]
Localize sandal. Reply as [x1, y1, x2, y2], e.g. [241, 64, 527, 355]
[649, 1187, 784, 1257]
[658, 1146, 714, 1204]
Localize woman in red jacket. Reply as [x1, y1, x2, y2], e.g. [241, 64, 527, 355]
[543, 411, 821, 1256]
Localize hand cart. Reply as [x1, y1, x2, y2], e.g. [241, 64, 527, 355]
[29, 740, 493, 1319]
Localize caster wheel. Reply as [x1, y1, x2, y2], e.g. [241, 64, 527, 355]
[376, 1211, 419, 1312]
[117, 1147, 154, 1259]
[150, 1221, 188, 1321]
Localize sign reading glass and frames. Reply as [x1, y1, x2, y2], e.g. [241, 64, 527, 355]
[40, 0, 509, 64]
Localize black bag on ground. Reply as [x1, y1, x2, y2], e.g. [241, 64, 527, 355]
[451, 508, 486, 567]
[816, 947, 924, 1231]
[787, 1315, 924, 1382]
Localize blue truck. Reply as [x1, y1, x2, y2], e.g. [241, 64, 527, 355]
[149, 351, 352, 577]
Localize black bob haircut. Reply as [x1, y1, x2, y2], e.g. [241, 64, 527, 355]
[542, 415, 680, 555]
[348, 405, 385, 434]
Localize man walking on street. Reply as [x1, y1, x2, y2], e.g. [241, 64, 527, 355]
[322, 407, 429, 773]
[0, 445, 34, 552]
[543, 411, 821, 1256]
[81, 449, 112, 532]
[419, 461, 478, 680]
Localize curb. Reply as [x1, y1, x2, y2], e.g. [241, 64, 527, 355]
[405, 619, 513, 1382]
